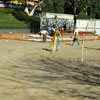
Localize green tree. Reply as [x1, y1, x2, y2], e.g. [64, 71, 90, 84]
[5, 0, 100, 19]
[42, 0, 64, 13]
[90, 0, 100, 19]
[64, 0, 100, 19]
[42, 0, 54, 12]
[64, 0, 73, 14]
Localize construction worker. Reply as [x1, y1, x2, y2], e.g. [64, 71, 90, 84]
[52, 28, 62, 51]
[50, 24, 57, 36]
[49, 24, 62, 51]
[40, 30, 49, 42]
[72, 26, 80, 45]
[48, 25, 67, 51]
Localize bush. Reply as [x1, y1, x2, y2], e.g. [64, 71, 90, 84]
[12, 10, 41, 32]
[28, 16, 40, 33]
[12, 10, 29, 22]
[77, 12, 90, 19]
[29, 16, 40, 28]
[95, 11, 100, 19]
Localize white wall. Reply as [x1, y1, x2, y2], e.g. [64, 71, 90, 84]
[77, 19, 100, 35]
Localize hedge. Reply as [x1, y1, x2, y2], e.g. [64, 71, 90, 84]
[12, 10, 40, 32]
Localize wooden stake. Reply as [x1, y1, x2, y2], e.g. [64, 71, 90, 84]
[81, 39, 84, 63]
[81, 22, 88, 63]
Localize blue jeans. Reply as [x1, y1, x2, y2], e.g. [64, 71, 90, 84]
[72, 38, 80, 45]
[56, 36, 60, 50]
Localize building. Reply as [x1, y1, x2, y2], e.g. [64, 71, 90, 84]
[0, 0, 42, 13]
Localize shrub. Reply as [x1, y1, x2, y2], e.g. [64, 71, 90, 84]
[77, 12, 90, 19]
[95, 11, 100, 19]
[12, 10, 40, 32]
[12, 10, 29, 22]
[28, 16, 40, 33]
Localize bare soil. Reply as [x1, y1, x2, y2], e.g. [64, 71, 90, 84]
[0, 39, 100, 100]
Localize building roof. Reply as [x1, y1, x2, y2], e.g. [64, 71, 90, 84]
[45, 13, 74, 20]
[0, 0, 39, 6]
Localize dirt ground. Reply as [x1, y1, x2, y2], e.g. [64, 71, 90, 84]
[0, 39, 100, 100]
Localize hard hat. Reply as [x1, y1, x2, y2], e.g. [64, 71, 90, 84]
[74, 26, 77, 27]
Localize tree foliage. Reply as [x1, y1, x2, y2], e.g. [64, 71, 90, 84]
[42, 0, 65, 13]
[42, 0, 100, 19]
[3, 0, 100, 19]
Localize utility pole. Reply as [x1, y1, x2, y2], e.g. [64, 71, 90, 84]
[73, 0, 76, 27]
[54, 15, 58, 25]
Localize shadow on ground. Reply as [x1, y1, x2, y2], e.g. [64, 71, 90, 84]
[12, 56, 100, 100]
[1, 56, 100, 100]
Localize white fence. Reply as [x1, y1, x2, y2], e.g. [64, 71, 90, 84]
[77, 19, 100, 35]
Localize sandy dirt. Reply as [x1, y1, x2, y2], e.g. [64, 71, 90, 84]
[0, 39, 100, 100]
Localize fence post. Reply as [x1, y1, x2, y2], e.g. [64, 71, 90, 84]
[94, 19, 96, 34]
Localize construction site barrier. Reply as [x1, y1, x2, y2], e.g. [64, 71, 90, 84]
[0, 33, 100, 42]
[0, 33, 32, 39]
